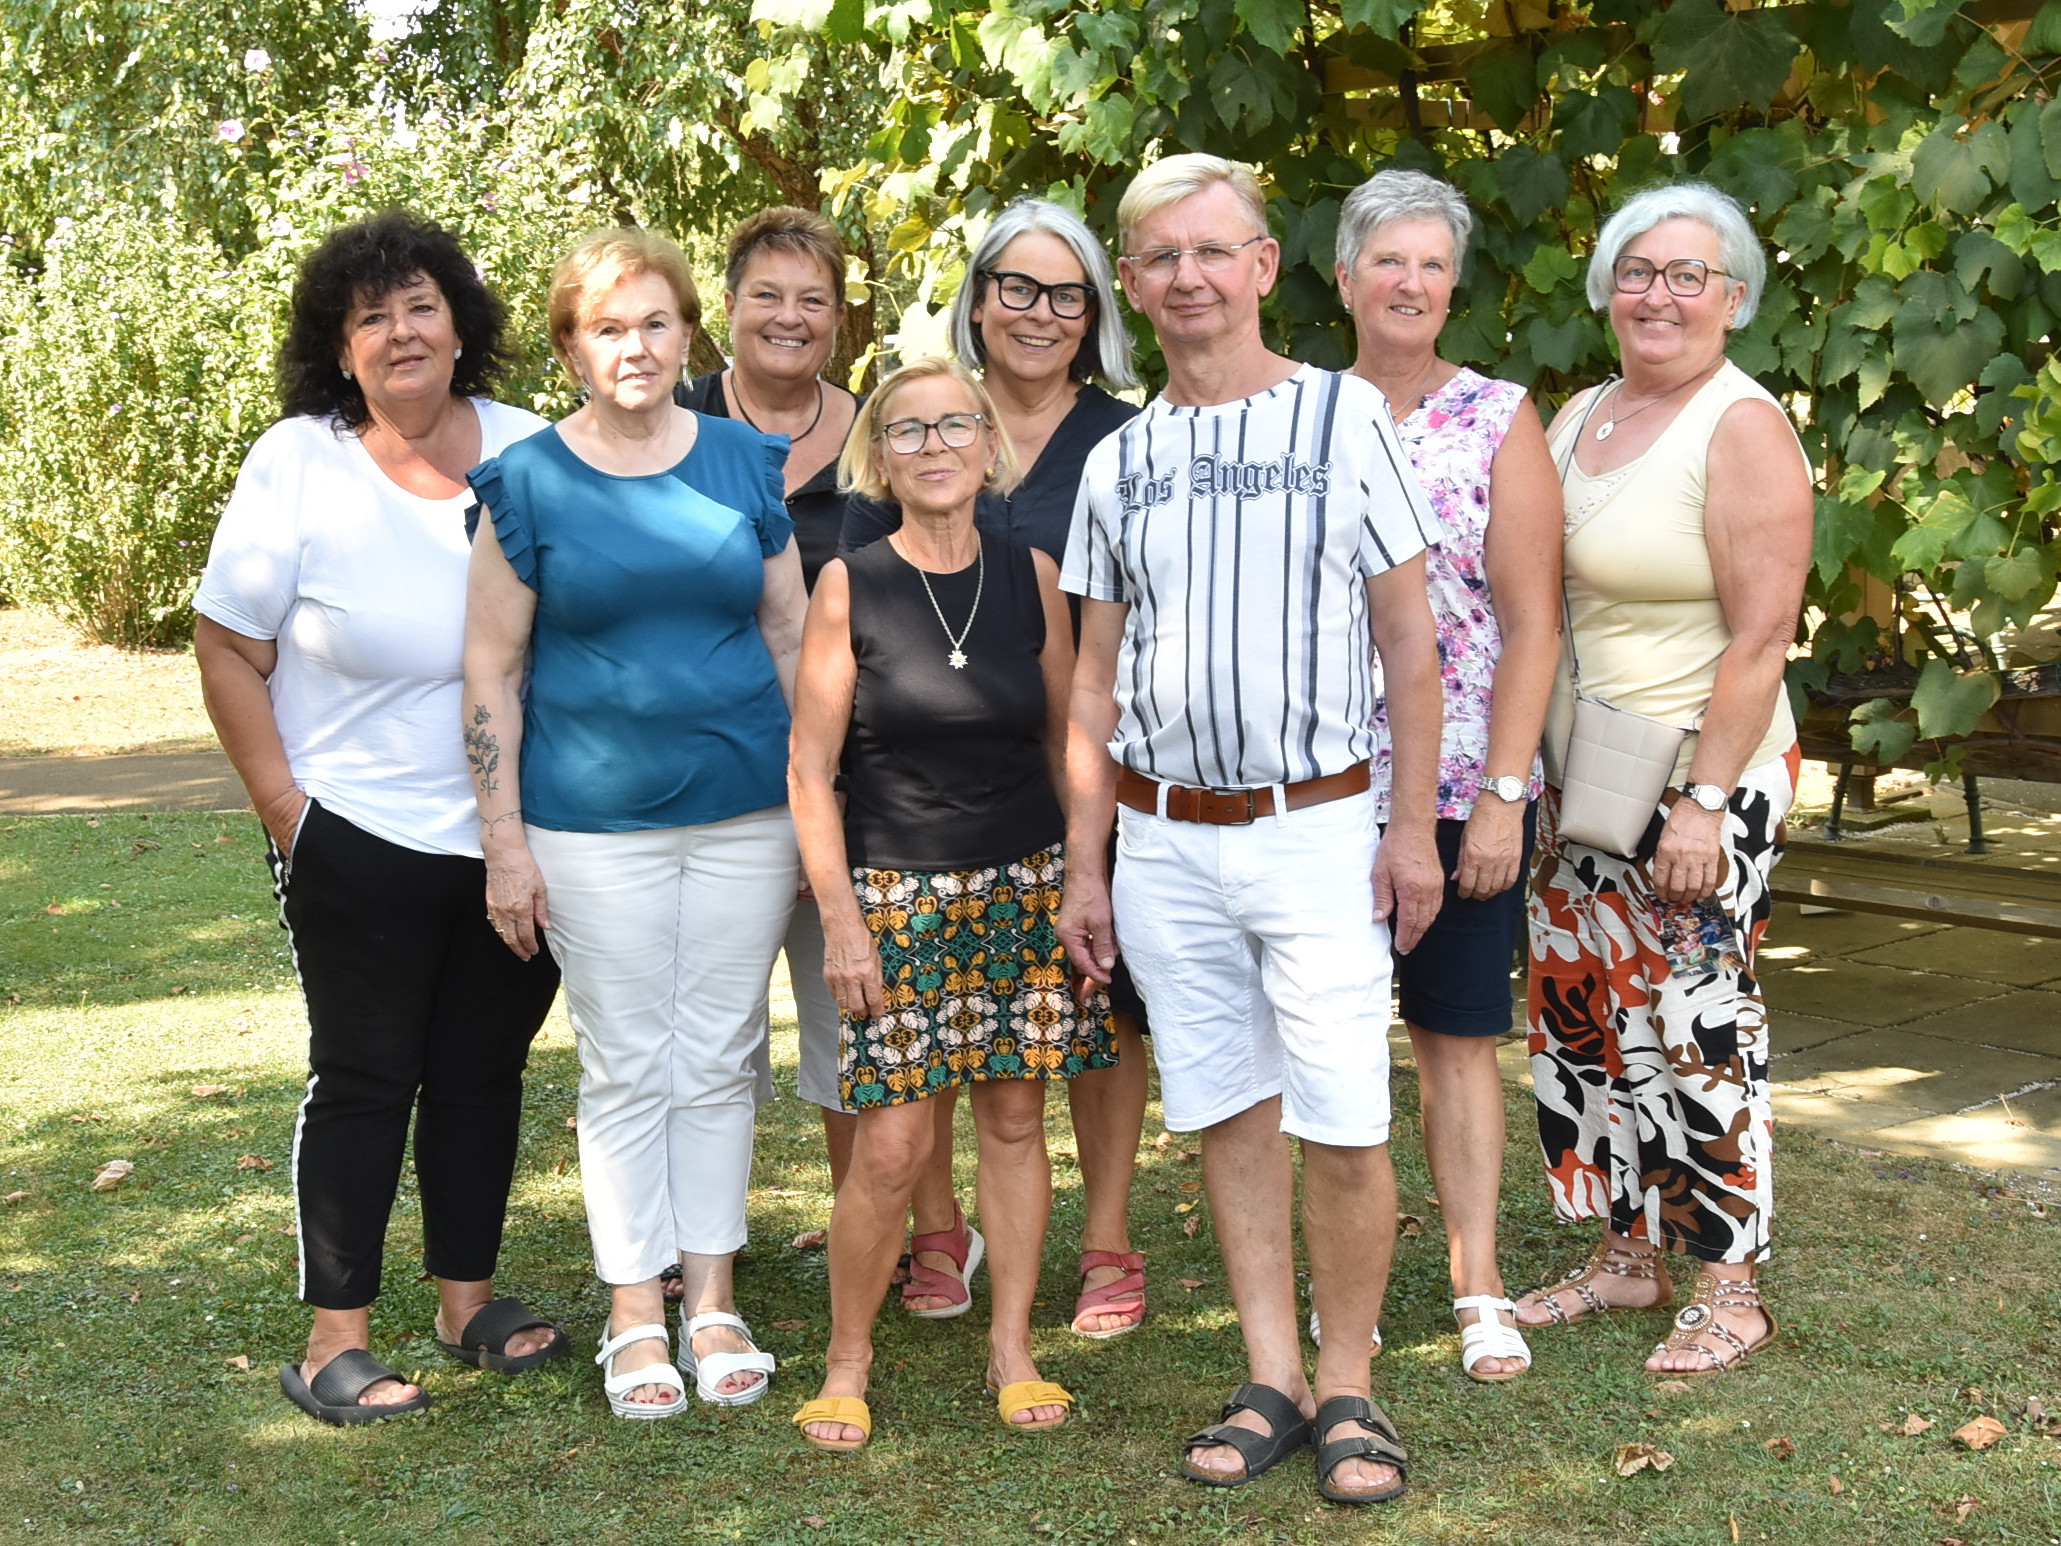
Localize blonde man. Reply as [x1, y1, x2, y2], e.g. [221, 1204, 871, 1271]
[1056, 154, 1444, 1505]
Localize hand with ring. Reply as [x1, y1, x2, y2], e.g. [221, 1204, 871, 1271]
[483, 849, 550, 960]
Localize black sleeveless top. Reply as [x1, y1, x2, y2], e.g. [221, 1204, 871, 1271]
[842, 532, 1063, 871]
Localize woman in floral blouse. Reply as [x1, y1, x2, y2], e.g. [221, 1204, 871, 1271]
[1338, 169, 1563, 1382]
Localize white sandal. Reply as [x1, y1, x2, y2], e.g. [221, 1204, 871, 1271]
[1307, 1310, 1383, 1353]
[595, 1321, 686, 1419]
[681, 1311, 775, 1407]
[1453, 1294, 1533, 1383]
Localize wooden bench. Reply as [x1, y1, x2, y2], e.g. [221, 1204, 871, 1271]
[1771, 838, 2061, 938]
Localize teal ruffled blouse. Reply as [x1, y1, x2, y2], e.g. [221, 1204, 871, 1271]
[467, 415, 795, 833]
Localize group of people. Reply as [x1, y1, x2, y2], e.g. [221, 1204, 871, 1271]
[195, 149, 1812, 1507]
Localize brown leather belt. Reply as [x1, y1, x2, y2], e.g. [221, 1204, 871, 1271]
[1115, 762, 1371, 826]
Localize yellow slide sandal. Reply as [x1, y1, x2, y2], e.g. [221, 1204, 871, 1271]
[991, 1380, 1074, 1433]
[792, 1396, 872, 1453]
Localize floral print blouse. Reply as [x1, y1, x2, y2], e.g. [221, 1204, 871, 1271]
[1373, 367, 1544, 822]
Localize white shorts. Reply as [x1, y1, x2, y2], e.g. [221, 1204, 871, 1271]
[1111, 789, 1394, 1147]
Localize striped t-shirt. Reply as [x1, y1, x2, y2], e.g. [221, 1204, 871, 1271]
[1061, 364, 1439, 789]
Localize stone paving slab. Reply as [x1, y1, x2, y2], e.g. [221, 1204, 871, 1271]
[1770, 1011, 1866, 1055]
[0, 751, 246, 813]
[1760, 957, 2009, 1025]
[1895, 990, 2061, 1060]
[1847, 928, 2061, 989]
[1769, 1025, 2061, 1111]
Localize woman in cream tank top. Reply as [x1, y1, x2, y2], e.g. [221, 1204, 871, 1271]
[1514, 183, 1814, 1383]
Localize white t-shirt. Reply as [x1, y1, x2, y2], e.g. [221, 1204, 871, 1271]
[1061, 365, 1439, 789]
[194, 400, 546, 857]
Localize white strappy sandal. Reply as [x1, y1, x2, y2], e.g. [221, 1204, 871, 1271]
[1453, 1294, 1533, 1383]
[681, 1310, 776, 1407]
[595, 1321, 687, 1419]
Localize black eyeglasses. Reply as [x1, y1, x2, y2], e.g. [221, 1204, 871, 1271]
[983, 269, 1093, 320]
[1613, 255, 1731, 298]
[880, 412, 986, 454]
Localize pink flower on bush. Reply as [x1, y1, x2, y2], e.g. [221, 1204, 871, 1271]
[217, 119, 246, 144]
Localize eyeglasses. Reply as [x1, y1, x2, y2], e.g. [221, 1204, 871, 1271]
[983, 269, 1092, 320]
[1119, 235, 1267, 280]
[880, 412, 986, 455]
[1612, 255, 1731, 298]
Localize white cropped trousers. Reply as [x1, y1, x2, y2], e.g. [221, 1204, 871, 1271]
[527, 805, 798, 1282]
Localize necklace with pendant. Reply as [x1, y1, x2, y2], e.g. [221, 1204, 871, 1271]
[1594, 355, 1726, 442]
[913, 540, 984, 669]
[1387, 358, 1444, 424]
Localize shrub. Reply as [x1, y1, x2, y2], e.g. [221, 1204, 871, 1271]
[0, 211, 274, 646]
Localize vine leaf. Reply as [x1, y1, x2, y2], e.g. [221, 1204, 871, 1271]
[1894, 298, 2005, 407]
[1233, 0, 1303, 59]
[1497, 145, 1569, 224]
[1911, 656, 2001, 740]
[1652, 0, 1802, 125]
[1911, 118, 2010, 215]
[1339, 0, 1427, 39]
[1553, 87, 1639, 162]
[1850, 698, 1918, 765]
[1467, 43, 1538, 134]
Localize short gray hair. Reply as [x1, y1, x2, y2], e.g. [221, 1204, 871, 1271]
[1336, 169, 1473, 276]
[1116, 153, 1267, 254]
[951, 198, 1137, 391]
[1587, 181, 1766, 327]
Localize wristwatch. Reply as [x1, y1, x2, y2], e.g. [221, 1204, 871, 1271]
[1480, 774, 1527, 804]
[1680, 781, 1729, 813]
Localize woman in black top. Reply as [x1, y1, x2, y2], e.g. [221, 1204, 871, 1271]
[789, 358, 1116, 1452]
[841, 198, 1152, 1342]
[672, 207, 865, 1212]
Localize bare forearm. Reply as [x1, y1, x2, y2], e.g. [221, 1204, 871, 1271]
[1480, 613, 1559, 781]
[789, 768, 866, 935]
[1062, 693, 1121, 885]
[195, 624, 296, 809]
[461, 668, 528, 850]
[1686, 633, 1794, 792]
[1383, 648, 1444, 831]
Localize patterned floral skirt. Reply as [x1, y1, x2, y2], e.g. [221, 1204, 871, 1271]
[1526, 748, 1798, 1265]
[838, 843, 1116, 1111]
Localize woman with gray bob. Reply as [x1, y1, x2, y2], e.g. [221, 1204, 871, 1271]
[839, 197, 1155, 1342]
[1517, 181, 1811, 1379]
[1334, 167, 1562, 1382]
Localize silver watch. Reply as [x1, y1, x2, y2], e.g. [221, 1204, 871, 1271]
[1680, 781, 1728, 813]
[1480, 774, 1526, 804]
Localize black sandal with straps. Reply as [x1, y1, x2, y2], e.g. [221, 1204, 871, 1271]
[435, 1296, 570, 1373]
[1180, 1382, 1311, 1487]
[1313, 1394, 1408, 1505]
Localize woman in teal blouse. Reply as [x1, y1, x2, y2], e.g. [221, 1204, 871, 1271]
[463, 228, 808, 1420]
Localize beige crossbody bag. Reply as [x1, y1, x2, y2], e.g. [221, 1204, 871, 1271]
[1549, 384, 1701, 859]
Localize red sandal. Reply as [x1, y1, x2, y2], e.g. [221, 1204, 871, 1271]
[1070, 1249, 1146, 1339]
[900, 1203, 984, 1320]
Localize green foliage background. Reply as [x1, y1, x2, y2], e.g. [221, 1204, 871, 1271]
[1, 0, 2058, 768]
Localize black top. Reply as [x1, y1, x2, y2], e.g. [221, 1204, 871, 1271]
[676, 371, 881, 591]
[838, 382, 1139, 565]
[842, 532, 1062, 871]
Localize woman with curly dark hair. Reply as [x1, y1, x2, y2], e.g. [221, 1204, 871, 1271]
[195, 208, 567, 1425]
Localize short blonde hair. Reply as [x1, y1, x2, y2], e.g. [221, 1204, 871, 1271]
[726, 206, 847, 304]
[547, 227, 701, 372]
[1117, 154, 1268, 253]
[837, 357, 1022, 502]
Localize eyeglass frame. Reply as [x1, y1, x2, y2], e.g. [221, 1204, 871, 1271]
[878, 411, 989, 455]
[1117, 234, 1269, 279]
[1612, 254, 1733, 298]
[980, 269, 1094, 320]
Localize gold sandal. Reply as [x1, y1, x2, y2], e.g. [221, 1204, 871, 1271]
[1521, 1240, 1672, 1326]
[1650, 1272, 1777, 1377]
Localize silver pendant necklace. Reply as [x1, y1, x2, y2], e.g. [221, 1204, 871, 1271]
[913, 541, 984, 669]
[1594, 355, 1726, 442]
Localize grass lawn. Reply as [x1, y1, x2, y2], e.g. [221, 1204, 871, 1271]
[3, 810, 2058, 1546]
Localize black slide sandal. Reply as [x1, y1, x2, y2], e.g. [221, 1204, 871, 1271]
[280, 1349, 432, 1426]
[436, 1296, 570, 1373]
[1181, 1382, 1311, 1487]
[1313, 1394, 1408, 1505]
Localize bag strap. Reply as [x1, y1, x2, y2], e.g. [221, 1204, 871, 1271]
[1554, 384, 1613, 694]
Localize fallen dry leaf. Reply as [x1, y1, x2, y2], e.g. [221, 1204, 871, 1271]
[1153, 1131, 1173, 1151]
[791, 1229, 827, 1250]
[214, 833, 233, 845]
[1888, 1413, 1935, 1436]
[2025, 1396, 2056, 1434]
[234, 1154, 274, 1171]
[1954, 1495, 1977, 1522]
[225, 1355, 250, 1370]
[552, 1157, 568, 1176]
[122, 1289, 140, 1303]
[68, 1113, 108, 1123]
[1954, 1416, 2007, 1450]
[1728, 1514, 1739, 1543]
[1763, 1435, 1796, 1459]
[770, 1319, 807, 1331]
[190, 1084, 230, 1098]
[1179, 1278, 1205, 1291]
[2, 1191, 27, 1206]
[1182, 1214, 1201, 1238]
[1180, 1149, 1200, 1161]
[1178, 1180, 1200, 1194]
[91, 1159, 134, 1191]
[44, 902, 63, 915]
[1397, 1215, 1424, 1238]
[1613, 1442, 1675, 1477]
[802, 1518, 825, 1530]
[1654, 1380, 1692, 1395]
[1941, 1537, 1967, 1546]
[1174, 1201, 1195, 1214]
[1828, 1474, 1843, 1495]
[564, 1116, 577, 1129]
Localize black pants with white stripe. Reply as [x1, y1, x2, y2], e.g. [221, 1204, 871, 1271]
[271, 801, 560, 1310]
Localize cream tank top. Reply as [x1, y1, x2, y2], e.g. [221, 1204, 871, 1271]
[1543, 361, 1807, 785]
